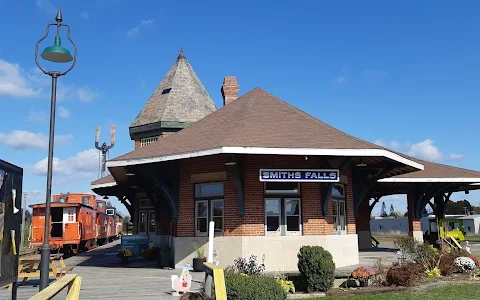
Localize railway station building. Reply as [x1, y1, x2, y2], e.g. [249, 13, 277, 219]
[91, 49, 480, 271]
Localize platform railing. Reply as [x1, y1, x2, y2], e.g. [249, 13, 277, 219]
[203, 262, 227, 300]
[28, 274, 82, 300]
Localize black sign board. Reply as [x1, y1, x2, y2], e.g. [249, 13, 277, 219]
[0, 159, 23, 288]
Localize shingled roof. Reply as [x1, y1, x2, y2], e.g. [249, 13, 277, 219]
[129, 49, 217, 129]
[91, 175, 116, 187]
[107, 88, 422, 169]
[379, 156, 480, 182]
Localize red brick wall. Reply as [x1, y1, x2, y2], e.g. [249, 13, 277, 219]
[176, 154, 355, 237]
[355, 196, 371, 232]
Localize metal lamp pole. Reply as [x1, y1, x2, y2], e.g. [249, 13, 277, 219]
[35, 8, 77, 291]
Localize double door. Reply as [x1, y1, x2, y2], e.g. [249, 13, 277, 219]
[138, 210, 156, 235]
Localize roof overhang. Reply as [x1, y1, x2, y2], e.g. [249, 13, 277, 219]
[379, 178, 480, 183]
[91, 181, 118, 190]
[106, 146, 424, 170]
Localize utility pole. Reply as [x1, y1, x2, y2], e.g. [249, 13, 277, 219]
[95, 125, 116, 178]
[21, 191, 41, 251]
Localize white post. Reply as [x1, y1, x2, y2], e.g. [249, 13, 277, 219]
[207, 221, 214, 263]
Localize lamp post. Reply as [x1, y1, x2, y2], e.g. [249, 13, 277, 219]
[35, 8, 77, 291]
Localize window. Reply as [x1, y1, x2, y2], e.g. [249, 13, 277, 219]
[149, 211, 156, 233]
[82, 196, 90, 205]
[332, 184, 346, 235]
[195, 183, 224, 236]
[140, 137, 158, 147]
[139, 211, 147, 233]
[264, 183, 301, 236]
[139, 199, 153, 208]
[68, 209, 75, 222]
[97, 202, 103, 208]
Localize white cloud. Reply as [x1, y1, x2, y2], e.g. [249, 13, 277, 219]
[125, 19, 154, 38]
[0, 59, 99, 102]
[0, 60, 41, 97]
[80, 11, 90, 19]
[27, 110, 47, 122]
[0, 130, 73, 150]
[375, 138, 465, 162]
[58, 106, 70, 118]
[30, 148, 100, 178]
[76, 86, 98, 102]
[35, 0, 56, 14]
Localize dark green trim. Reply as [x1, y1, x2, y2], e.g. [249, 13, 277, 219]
[129, 121, 192, 140]
[232, 155, 245, 216]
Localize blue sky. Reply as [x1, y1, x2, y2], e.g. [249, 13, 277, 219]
[1, 0, 480, 216]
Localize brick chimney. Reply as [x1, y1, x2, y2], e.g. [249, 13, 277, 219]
[221, 76, 240, 106]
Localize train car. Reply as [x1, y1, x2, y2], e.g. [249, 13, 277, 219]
[105, 206, 120, 242]
[30, 193, 98, 255]
[114, 213, 123, 238]
[95, 199, 110, 245]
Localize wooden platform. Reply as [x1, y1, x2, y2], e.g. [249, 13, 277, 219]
[0, 240, 205, 300]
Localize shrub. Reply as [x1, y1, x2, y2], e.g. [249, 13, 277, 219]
[454, 257, 476, 273]
[469, 255, 480, 267]
[225, 273, 287, 300]
[297, 245, 335, 292]
[371, 259, 388, 287]
[351, 266, 375, 282]
[439, 251, 470, 276]
[233, 255, 265, 275]
[386, 263, 422, 287]
[424, 267, 440, 278]
[275, 277, 295, 294]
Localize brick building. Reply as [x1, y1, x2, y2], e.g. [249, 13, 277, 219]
[91, 49, 480, 271]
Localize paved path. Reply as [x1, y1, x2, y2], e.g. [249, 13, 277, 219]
[0, 240, 204, 300]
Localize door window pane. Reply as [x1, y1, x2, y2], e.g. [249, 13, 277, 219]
[285, 199, 299, 215]
[267, 216, 280, 231]
[196, 200, 209, 235]
[139, 211, 147, 233]
[149, 211, 156, 233]
[211, 200, 224, 234]
[287, 216, 300, 231]
[266, 199, 280, 215]
[196, 201, 208, 217]
[266, 199, 280, 232]
[196, 218, 207, 234]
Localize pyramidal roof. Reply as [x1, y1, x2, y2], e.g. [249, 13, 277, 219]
[109, 88, 422, 169]
[129, 49, 217, 129]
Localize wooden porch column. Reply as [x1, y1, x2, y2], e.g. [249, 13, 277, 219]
[407, 188, 423, 242]
[355, 197, 372, 249]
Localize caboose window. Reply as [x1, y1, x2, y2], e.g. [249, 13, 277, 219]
[68, 209, 74, 222]
[82, 196, 90, 205]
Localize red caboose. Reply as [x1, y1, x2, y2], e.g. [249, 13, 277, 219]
[30, 193, 97, 255]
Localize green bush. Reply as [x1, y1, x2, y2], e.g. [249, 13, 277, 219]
[225, 274, 287, 300]
[297, 245, 335, 292]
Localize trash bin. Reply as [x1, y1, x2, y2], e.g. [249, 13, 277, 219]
[158, 244, 171, 268]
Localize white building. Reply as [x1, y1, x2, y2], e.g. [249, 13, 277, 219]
[370, 217, 409, 233]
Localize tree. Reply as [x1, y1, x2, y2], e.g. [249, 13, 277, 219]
[380, 202, 388, 217]
[445, 199, 472, 215]
[389, 204, 396, 217]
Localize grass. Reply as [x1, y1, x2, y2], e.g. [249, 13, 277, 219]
[310, 284, 480, 300]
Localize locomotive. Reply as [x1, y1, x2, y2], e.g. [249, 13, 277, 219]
[29, 193, 123, 256]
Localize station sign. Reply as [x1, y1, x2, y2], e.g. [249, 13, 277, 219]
[121, 234, 149, 256]
[259, 169, 340, 182]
